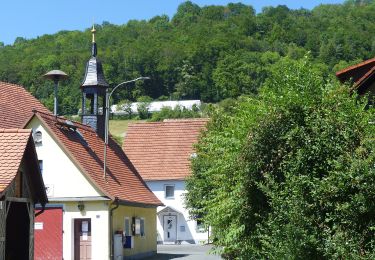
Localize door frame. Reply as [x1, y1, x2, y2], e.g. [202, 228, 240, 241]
[73, 218, 92, 260]
[163, 215, 177, 242]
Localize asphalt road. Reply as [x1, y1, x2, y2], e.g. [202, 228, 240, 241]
[145, 244, 222, 260]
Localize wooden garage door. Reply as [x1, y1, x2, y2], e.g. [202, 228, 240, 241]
[34, 207, 63, 260]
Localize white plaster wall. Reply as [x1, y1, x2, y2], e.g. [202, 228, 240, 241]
[62, 201, 110, 260]
[27, 117, 103, 198]
[146, 180, 208, 244]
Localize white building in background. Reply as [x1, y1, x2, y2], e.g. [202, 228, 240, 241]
[111, 100, 201, 115]
[123, 119, 209, 244]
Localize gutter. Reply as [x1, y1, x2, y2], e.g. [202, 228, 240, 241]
[109, 197, 120, 260]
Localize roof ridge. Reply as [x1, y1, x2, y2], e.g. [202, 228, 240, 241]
[0, 128, 31, 133]
[163, 118, 209, 122]
[34, 110, 96, 133]
[336, 57, 375, 76]
[0, 81, 26, 88]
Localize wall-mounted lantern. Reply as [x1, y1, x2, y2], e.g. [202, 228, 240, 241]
[77, 201, 85, 212]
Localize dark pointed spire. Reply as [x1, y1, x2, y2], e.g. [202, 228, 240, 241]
[91, 25, 97, 57]
[81, 25, 109, 88]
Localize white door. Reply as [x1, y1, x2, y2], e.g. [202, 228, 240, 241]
[163, 215, 177, 242]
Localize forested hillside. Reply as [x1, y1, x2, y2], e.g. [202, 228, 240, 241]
[0, 0, 375, 115]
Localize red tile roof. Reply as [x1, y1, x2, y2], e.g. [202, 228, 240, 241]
[33, 111, 162, 206]
[0, 128, 47, 206]
[0, 82, 51, 128]
[335, 58, 375, 93]
[336, 58, 375, 81]
[123, 119, 209, 181]
[0, 129, 32, 191]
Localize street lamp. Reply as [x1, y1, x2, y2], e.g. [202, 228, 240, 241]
[103, 77, 150, 180]
[43, 70, 68, 116]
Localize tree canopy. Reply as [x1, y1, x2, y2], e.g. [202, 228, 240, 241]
[1, 1, 375, 114]
[186, 57, 375, 258]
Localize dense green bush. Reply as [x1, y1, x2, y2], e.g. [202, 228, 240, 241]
[149, 104, 201, 122]
[186, 57, 375, 259]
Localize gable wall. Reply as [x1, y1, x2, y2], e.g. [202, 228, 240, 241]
[146, 180, 208, 243]
[27, 117, 102, 199]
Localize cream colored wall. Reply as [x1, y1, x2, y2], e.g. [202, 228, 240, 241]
[113, 205, 157, 257]
[27, 117, 111, 259]
[27, 117, 103, 198]
[61, 201, 110, 260]
[27, 117, 157, 258]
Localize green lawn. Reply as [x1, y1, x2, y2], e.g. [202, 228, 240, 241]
[109, 119, 145, 144]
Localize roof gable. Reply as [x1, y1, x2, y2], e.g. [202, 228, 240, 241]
[27, 117, 104, 198]
[123, 119, 209, 181]
[0, 129, 31, 191]
[336, 58, 375, 93]
[0, 129, 47, 204]
[33, 111, 161, 206]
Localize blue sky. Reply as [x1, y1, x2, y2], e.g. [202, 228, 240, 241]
[0, 0, 343, 45]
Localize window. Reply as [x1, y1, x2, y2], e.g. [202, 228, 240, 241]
[124, 217, 130, 236]
[165, 185, 175, 199]
[134, 218, 145, 236]
[34, 130, 42, 144]
[196, 219, 206, 233]
[38, 160, 43, 175]
[140, 218, 145, 237]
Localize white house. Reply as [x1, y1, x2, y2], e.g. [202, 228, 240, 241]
[26, 111, 162, 260]
[123, 119, 209, 244]
[111, 100, 202, 115]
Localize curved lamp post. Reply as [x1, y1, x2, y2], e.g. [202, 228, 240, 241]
[103, 77, 150, 180]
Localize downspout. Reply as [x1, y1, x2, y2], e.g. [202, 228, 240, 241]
[35, 203, 46, 217]
[109, 197, 119, 260]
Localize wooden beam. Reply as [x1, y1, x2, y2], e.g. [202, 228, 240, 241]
[6, 197, 31, 203]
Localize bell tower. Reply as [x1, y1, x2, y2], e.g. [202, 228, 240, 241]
[81, 25, 109, 138]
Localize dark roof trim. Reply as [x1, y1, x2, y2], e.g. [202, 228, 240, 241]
[118, 199, 163, 208]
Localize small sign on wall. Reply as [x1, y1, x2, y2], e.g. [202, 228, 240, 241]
[35, 222, 44, 230]
[82, 221, 89, 232]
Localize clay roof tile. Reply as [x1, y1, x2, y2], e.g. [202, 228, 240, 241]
[0, 129, 31, 192]
[35, 111, 161, 206]
[123, 119, 209, 181]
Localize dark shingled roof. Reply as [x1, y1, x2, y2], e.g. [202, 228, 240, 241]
[81, 42, 109, 88]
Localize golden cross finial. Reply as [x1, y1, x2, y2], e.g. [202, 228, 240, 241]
[91, 24, 96, 43]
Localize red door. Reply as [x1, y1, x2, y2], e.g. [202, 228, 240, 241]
[34, 207, 63, 260]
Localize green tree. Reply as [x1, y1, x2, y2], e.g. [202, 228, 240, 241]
[186, 57, 375, 259]
[136, 95, 153, 119]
